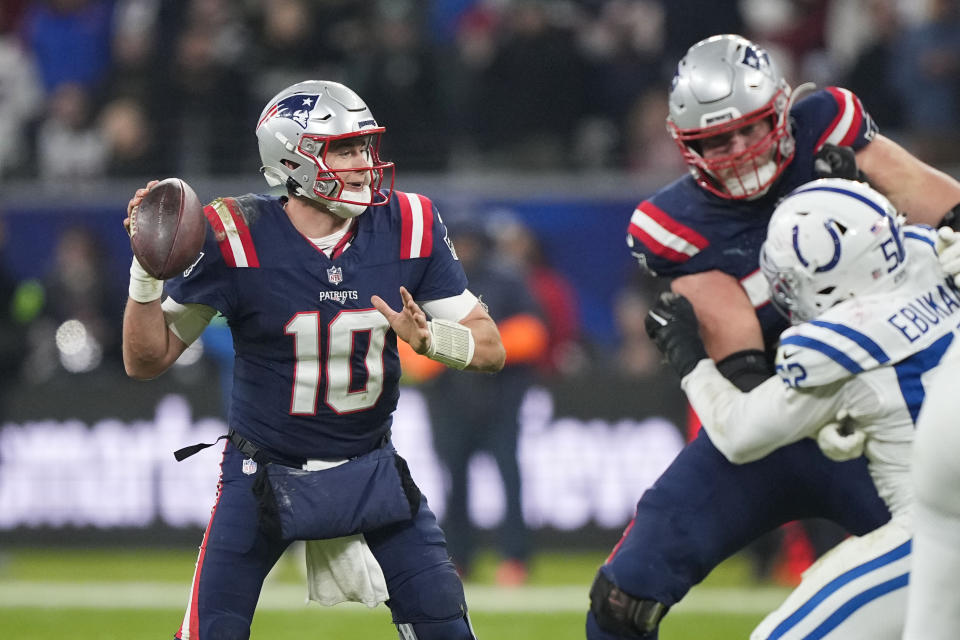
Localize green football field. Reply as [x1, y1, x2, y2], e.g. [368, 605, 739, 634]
[0, 547, 786, 639]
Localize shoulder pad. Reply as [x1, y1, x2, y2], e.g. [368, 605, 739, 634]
[627, 198, 709, 274]
[204, 197, 260, 268]
[775, 317, 890, 388]
[394, 191, 435, 260]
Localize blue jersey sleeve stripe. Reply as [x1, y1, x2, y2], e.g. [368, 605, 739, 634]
[779, 335, 864, 373]
[809, 320, 890, 364]
[904, 230, 935, 251]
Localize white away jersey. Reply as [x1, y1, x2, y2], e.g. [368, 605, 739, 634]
[683, 226, 960, 518]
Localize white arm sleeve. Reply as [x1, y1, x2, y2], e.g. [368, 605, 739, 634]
[161, 297, 218, 346]
[420, 289, 480, 322]
[681, 359, 843, 464]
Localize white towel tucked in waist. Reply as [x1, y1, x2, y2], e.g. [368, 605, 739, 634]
[305, 534, 389, 607]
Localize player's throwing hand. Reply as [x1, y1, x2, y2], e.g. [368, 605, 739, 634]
[372, 286, 432, 353]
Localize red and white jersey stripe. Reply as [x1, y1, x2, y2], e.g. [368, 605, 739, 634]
[628, 201, 709, 263]
[205, 198, 260, 268]
[396, 191, 434, 260]
[816, 87, 866, 151]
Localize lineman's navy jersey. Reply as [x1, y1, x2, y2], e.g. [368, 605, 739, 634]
[164, 190, 467, 461]
[627, 87, 878, 349]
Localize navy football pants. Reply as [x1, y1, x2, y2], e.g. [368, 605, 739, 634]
[587, 429, 891, 639]
[175, 442, 468, 640]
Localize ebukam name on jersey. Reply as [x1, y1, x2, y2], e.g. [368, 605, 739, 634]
[887, 278, 960, 343]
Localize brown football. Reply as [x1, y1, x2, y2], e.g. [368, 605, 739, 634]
[130, 178, 206, 280]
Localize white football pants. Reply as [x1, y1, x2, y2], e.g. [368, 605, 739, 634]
[751, 520, 911, 640]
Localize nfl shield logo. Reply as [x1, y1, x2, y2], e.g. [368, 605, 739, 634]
[326, 266, 343, 285]
[242, 458, 258, 475]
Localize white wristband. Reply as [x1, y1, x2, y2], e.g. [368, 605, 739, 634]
[425, 318, 475, 369]
[129, 256, 163, 303]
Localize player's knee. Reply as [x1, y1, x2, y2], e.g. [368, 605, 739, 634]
[589, 570, 666, 639]
[391, 560, 474, 638]
[202, 613, 250, 640]
[396, 613, 477, 640]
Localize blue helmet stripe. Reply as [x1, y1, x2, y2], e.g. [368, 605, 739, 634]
[788, 185, 887, 217]
[779, 335, 863, 373]
[809, 320, 889, 364]
[788, 184, 904, 261]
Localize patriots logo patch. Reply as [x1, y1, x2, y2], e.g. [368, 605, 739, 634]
[257, 93, 320, 130]
[739, 45, 770, 72]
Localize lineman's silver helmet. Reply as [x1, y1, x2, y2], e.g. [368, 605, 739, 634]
[256, 80, 394, 217]
[667, 35, 794, 200]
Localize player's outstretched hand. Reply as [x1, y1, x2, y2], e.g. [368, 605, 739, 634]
[372, 286, 431, 353]
[644, 292, 708, 378]
[937, 227, 960, 287]
[816, 410, 866, 461]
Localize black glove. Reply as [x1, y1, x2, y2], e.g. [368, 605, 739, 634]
[813, 143, 868, 182]
[644, 292, 708, 378]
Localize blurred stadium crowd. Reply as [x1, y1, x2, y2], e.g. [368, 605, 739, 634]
[2, 0, 960, 386]
[2, 0, 960, 183]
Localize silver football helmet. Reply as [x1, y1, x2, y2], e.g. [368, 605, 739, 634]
[255, 80, 395, 218]
[667, 34, 794, 200]
[760, 178, 907, 324]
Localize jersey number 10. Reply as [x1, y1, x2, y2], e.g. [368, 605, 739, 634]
[285, 309, 389, 415]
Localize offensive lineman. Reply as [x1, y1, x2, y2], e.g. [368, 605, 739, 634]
[588, 34, 960, 639]
[648, 178, 960, 638]
[122, 80, 503, 640]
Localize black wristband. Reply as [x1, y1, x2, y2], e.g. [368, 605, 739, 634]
[716, 349, 772, 392]
[937, 203, 960, 231]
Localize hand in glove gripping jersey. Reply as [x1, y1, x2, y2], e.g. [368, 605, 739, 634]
[936, 227, 960, 288]
[645, 292, 708, 378]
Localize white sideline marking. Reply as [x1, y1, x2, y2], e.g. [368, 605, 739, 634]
[0, 581, 789, 614]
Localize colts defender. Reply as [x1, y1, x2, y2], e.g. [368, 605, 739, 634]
[648, 178, 960, 638]
[588, 34, 960, 639]
[122, 80, 504, 640]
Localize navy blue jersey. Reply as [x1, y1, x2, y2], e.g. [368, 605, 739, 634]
[164, 190, 468, 460]
[627, 87, 878, 349]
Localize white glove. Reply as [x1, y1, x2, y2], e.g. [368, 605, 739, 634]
[936, 227, 960, 287]
[816, 410, 865, 461]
